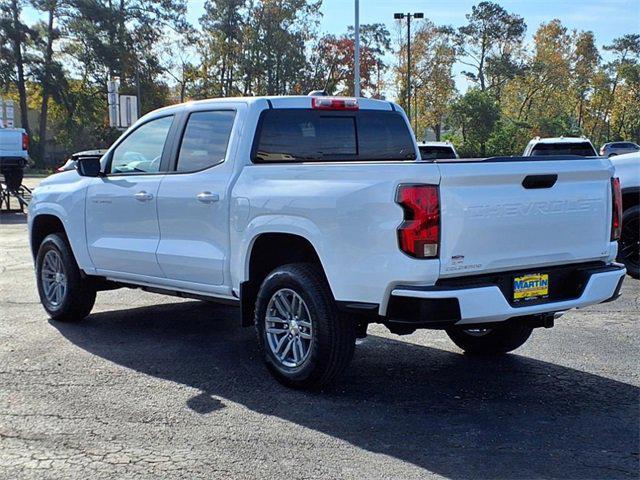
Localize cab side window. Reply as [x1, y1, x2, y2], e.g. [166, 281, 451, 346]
[109, 116, 174, 174]
[176, 110, 236, 172]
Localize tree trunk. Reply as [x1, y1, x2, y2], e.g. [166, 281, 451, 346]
[38, 1, 57, 165]
[478, 32, 487, 91]
[10, 0, 30, 137]
[604, 73, 620, 140]
[179, 64, 186, 102]
[577, 94, 584, 130]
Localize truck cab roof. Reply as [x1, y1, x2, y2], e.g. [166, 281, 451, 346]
[523, 136, 598, 157]
[148, 95, 398, 119]
[529, 136, 589, 144]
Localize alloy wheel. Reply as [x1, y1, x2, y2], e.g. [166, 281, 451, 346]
[265, 288, 313, 368]
[41, 250, 67, 307]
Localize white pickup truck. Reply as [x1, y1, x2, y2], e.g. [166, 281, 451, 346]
[611, 152, 639, 278]
[0, 127, 29, 191]
[28, 96, 626, 388]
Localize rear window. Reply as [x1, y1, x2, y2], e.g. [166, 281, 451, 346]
[531, 142, 597, 157]
[419, 145, 457, 159]
[252, 109, 416, 162]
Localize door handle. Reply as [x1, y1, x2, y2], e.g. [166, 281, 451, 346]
[196, 191, 219, 204]
[134, 191, 154, 201]
[522, 174, 558, 189]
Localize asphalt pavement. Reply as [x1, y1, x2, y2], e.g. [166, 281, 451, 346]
[0, 178, 638, 479]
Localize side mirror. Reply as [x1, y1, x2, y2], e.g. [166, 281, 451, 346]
[76, 156, 102, 177]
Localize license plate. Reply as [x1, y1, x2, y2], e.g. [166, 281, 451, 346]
[513, 273, 549, 302]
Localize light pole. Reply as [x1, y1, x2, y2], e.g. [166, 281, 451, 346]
[413, 84, 419, 136]
[394, 12, 423, 120]
[354, 0, 360, 97]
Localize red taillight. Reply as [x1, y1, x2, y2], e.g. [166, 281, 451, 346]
[311, 97, 359, 110]
[396, 184, 440, 258]
[22, 132, 29, 150]
[611, 177, 622, 241]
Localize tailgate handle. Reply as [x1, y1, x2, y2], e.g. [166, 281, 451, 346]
[522, 174, 558, 189]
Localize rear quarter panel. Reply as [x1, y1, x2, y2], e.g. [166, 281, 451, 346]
[231, 162, 441, 308]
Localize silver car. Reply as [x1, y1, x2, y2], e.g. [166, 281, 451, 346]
[600, 141, 640, 157]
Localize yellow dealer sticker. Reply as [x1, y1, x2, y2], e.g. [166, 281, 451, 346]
[513, 273, 549, 301]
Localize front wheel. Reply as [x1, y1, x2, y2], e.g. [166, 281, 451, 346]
[255, 263, 356, 389]
[618, 205, 639, 279]
[35, 233, 96, 322]
[446, 321, 533, 355]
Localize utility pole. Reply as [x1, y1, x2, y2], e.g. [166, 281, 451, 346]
[135, 64, 142, 116]
[413, 84, 419, 136]
[394, 12, 423, 120]
[354, 0, 360, 97]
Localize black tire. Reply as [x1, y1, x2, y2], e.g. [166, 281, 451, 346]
[618, 205, 639, 279]
[446, 321, 533, 355]
[255, 263, 356, 389]
[35, 233, 96, 322]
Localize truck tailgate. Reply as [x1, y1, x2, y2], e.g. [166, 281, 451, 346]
[437, 158, 614, 277]
[0, 129, 23, 155]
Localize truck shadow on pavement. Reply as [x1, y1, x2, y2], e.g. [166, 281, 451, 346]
[51, 300, 639, 479]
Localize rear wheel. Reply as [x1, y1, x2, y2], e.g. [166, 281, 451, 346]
[36, 233, 96, 322]
[255, 263, 356, 389]
[618, 205, 639, 279]
[446, 321, 533, 355]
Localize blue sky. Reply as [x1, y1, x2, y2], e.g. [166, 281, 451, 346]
[184, 0, 639, 46]
[314, 0, 639, 45]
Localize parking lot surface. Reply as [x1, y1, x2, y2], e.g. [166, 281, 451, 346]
[1, 178, 638, 479]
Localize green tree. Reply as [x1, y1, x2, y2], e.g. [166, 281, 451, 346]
[308, 23, 390, 96]
[194, 0, 322, 96]
[571, 31, 600, 130]
[198, 0, 245, 97]
[0, 0, 37, 136]
[64, 0, 188, 113]
[410, 22, 457, 140]
[500, 20, 574, 140]
[450, 89, 499, 156]
[31, 0, 65, 162]
[486, 119, 529, 156]
[245, 0, 321, 95]
[601, 34, 640, 139]
[457, 1, 526, 94]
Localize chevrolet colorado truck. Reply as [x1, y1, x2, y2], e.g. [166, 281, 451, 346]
[28, 96, 626, 388]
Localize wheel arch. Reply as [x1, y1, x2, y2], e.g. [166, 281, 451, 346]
[239, 231, 328, 327]
[30, 213, 67, 259]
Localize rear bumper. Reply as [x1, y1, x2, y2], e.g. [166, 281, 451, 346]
[389, 262, 626, 326]
[0, 156, 28, 168]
